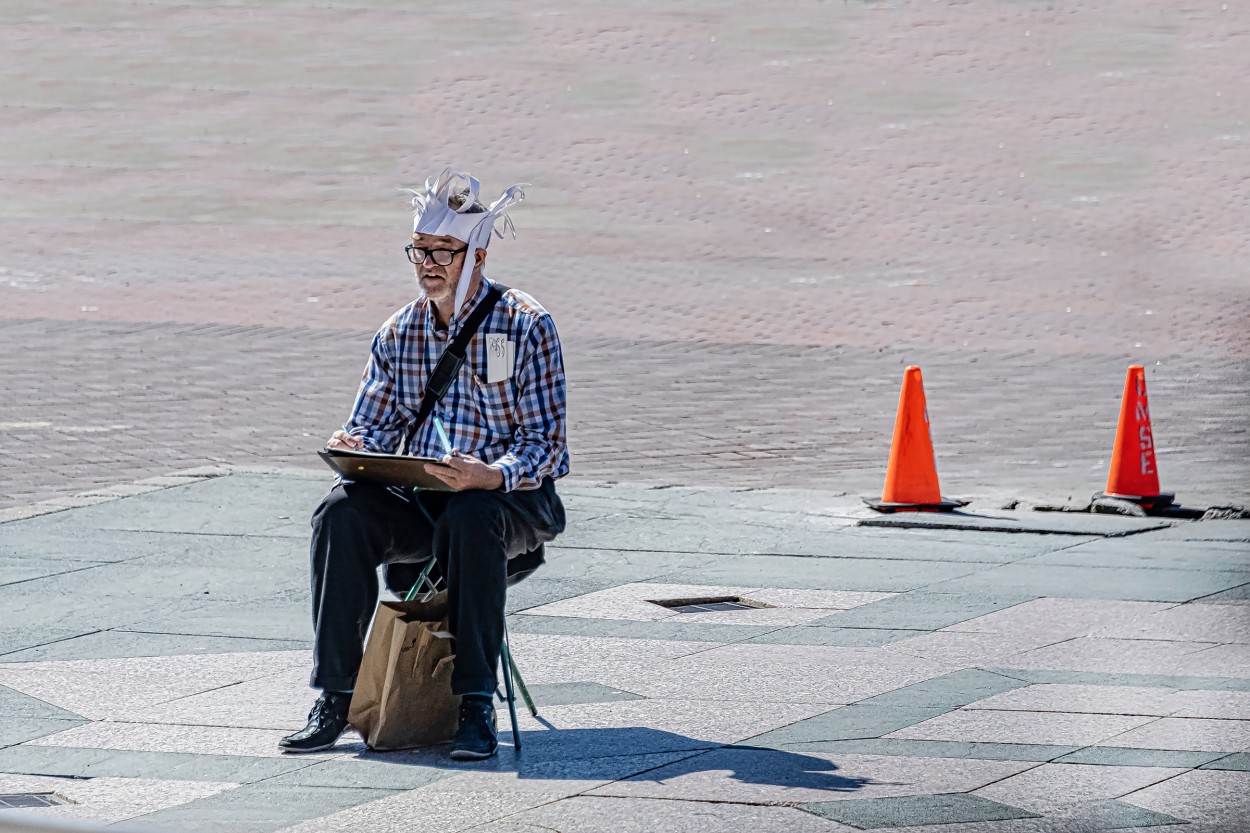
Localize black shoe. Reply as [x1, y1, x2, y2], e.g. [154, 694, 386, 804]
[279, 692, 352, 753]
[449, 698, 498, 761]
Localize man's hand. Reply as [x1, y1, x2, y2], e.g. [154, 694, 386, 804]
[428, 452, 505, 492]
[327, 430, 364, 451]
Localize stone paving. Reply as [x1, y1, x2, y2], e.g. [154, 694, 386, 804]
[1, 0, 1248, 509]
[0, 469, 1247, 831]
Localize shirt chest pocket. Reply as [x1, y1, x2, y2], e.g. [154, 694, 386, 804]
[472, 377, 514, 434]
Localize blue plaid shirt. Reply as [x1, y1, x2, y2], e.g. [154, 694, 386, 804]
[343, 278, 569, 492]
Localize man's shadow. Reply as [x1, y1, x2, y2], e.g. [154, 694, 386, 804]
[341, 727, 875, 795]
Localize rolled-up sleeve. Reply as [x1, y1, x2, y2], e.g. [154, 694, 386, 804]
[343, 324, 406, 453]
[491, 314, 568, 491]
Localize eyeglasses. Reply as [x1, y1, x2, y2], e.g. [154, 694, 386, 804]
[405, 245, 468, 266]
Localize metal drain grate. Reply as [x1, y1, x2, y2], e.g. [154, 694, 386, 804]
[647, 595, 768, 614]
[0, 793, 70, 809]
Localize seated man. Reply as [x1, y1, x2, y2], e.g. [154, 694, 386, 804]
[280, 169, 568, 760]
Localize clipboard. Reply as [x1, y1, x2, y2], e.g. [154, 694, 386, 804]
[318, 448, 453, 491]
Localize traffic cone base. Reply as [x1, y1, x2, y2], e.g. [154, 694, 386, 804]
[867, 365, 958, 513]
[863, 496, 964, 513]
[1091, 490, 1175, 510]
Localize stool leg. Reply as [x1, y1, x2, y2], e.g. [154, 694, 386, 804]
[402, 559, 438, 602]
[500, 638, 522, 750]
[505, 639, 539, 718]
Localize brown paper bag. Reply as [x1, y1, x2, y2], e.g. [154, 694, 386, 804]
[348, 597, 461, 751]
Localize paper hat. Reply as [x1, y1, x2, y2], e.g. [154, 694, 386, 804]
[408, 168, 526, 318]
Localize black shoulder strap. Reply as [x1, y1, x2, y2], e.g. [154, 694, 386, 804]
[403, 282, 508, 454]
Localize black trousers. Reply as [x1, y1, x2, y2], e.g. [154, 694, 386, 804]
[309, 479, 565, 696]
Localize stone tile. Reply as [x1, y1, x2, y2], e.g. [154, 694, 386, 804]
[588, 748, 1034, 805]
[1201, 752, 1250, 772]
[1101, 717, 1250, 753]
[786, 738, 1078, 763]
[1149, 520, 1250, 543]
[859, 669, 1028, 711]
[814, 593, 1037, 631]
[133, 783, 398, 832]
[973, 763, 1185, 813]
[0, 683, 84, 720]
[966, 684, 1178, 717]
[746, 705, 947, 747]
[670, 554, 986, 593]
[519, 582, 757, 621]
[0, 716, 86, 747]
[0, 744, 319, 783]
[509, 698, 832, 754]
[27, 720, 356, 759]
[1171, 643, 1250, 678]
[946, 598, 1175, 639]
[136, 599, 315, 643]
[259, 759, 452, 791]
[517, 682, 642, 707]
[801, 794, 1039, 829]
[474, 795, 859, 833]
[0, 629, 309, 664]
[0, 627, 98, 659]
[275, 752, 692, 833]
[1121, 769, 1250, 826]
[744, 626, 917, 648]
[984, 667, 1243, 692]
[0, 650, 309, 719]
[1054, 747, 1228, 769]
[113, 666, 312, 730]
[1006, 638, 1217, 676]
[597, 643, 948, 704]
[0, 773, 236, 824]
[931, 564, 1250, 604]
[888, 710, 1157, 747]
[1093, 603, 1250, 644]
[517, 581, 890, 625]
[1053, 799, 1188, 829]
[886, 630, 1066, 666]
[1027, 538, 1250, 573]
[1166, 689, 1250, 719]
[508, 614, 770, 644]
[504, 633, 720, 687]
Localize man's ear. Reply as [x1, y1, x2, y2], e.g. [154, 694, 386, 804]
[474, 248, 487, 269]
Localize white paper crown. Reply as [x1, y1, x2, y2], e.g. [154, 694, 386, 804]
[407, 168, 526, 318]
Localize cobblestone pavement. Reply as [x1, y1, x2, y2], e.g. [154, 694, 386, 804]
[2, 0, 1249, 507]
[0, 472, 1248, 831]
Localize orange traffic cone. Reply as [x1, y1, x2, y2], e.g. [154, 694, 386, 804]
[865, 366, 961, 513]
[1094, 365, 1175, 511]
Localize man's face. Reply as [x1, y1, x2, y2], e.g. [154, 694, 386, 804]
[411, 232, 470, 304]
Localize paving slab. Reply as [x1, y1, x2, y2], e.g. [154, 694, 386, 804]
[664, 553, 991, 593]
[972, 762, 1185, 814]
[473, 795, 859, 833]
[1100, 717, 1250, 753]
[964, 685, 1179, 717]
[588, 748, 1035, 805]
[943, 598, 1176, 640]
[1054, 747, 1231, 770]
[0, 744, 320, 784]
[131, 783, 400, 833]
[746, 705, 949, 747]
[0, 773, 237, 826]
[0, 629, 309, 664]
[1092, 603, 1250, 644]
[1200, 752, 1250, 772]
[888, 710, 1158, 748]
[857, 669, 1028, 711]
[857, 511, 1173, 538]
[812, 593, 1038, 631]
[783, 738, 1079, 763]
[744, 626, 919, 648]
[1120, 769, 1250, 827]
[800, 793, 1039, 829]
[928, 563, 1250, 603]
[507, 613, 772, 644]
[1025, 538, 1250, 573]
[0, 716, 87, 748]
